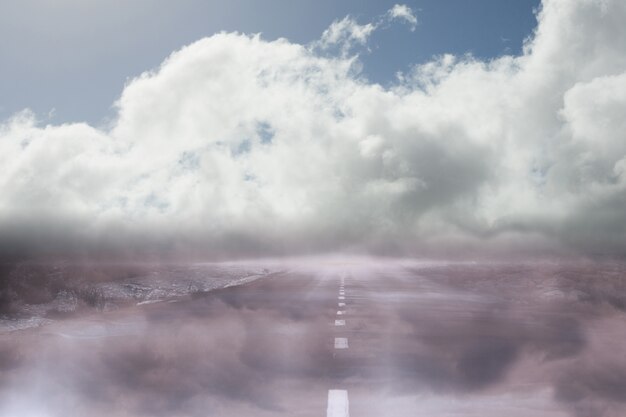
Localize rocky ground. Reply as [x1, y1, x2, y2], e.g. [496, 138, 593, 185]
[0, 260, 279, 333]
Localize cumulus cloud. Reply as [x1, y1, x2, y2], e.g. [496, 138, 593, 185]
[0, 0, 625, 259]
[387, 4, 417, 31]
[316, 4, 417, 55]
[318, 16, 377, 54]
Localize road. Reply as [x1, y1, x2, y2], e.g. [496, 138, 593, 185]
[1, 260, 626, 416]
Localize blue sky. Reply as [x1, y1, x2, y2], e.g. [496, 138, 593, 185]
[0, 0, 539, 126]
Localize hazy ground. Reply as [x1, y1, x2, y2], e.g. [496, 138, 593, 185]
[1, 258, 626, 416]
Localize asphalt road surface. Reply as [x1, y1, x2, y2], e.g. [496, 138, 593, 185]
[2, 260, 626, 416]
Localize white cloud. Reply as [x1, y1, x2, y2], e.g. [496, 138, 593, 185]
[388, 4, 417, 31]
[316, 4, 417, 55]
[1, 0, 625, 258]
[318, 16, 377, 53]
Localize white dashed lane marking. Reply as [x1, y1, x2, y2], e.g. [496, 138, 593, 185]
[327, 278, 350, 416]
[334, 337, 349, 349]
[327, 389, 349, 417]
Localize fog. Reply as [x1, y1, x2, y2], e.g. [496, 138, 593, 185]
[1, 259, 626, 416]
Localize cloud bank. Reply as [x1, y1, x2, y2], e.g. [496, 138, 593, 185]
[1, 0, 625, 259]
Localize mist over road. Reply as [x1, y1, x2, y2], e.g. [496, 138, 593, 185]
[1, 259, 626, 416]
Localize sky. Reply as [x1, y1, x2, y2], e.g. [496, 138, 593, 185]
[0, 0, 625, 260]
[0, 0, 539, 125]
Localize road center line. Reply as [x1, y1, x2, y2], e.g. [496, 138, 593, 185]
[334, 337, 348, 349]
[337, 310, 344, 315]
[335, 319, 345, 326]
[338, 302, 345, 307]
[327, 389, 349, 417]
